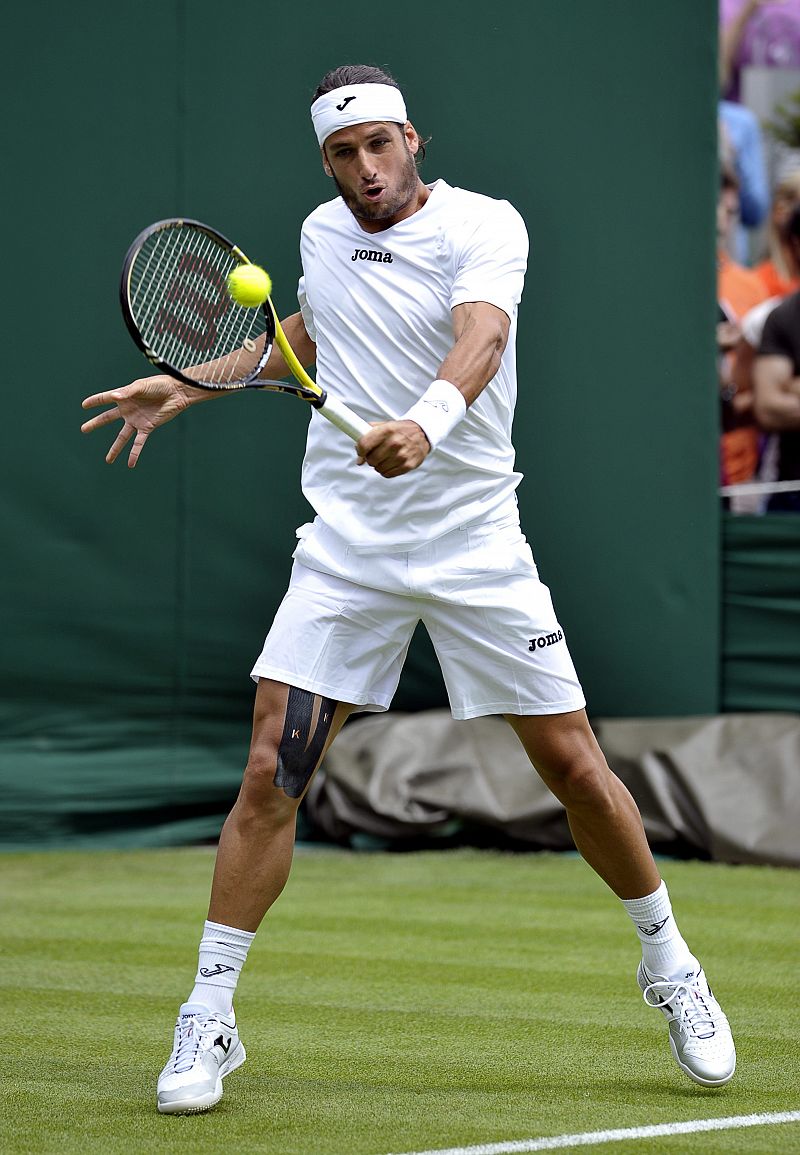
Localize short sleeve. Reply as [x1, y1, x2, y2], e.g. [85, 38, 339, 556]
[297, 275, 317, 342]
[759, 300, 793, 358]
[450, 200, 529, 320]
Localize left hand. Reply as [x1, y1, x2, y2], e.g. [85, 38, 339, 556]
[356, 420, 431, 478]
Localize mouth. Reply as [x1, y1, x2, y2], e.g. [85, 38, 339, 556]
[362, 184, 385, 202]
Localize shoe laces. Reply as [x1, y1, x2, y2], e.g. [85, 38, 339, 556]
[642, 974, 718, 1040]
[172, 1012, 214, 1073]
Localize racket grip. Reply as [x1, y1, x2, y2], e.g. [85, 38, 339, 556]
[317, 394, 371, 442]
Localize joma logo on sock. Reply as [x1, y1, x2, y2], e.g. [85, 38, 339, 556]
[636, 917, 670, 937]
[351, 248, 393, 263]
[528, 629, 563, 652]
[199, 964, 235, 977]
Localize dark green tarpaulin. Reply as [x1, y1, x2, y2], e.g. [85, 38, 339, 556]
[721, 513, 800, 712]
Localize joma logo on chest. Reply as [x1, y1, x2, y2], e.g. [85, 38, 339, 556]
[351, 248, 393, 263]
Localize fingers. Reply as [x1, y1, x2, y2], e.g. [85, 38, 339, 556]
[82, 386, 153, 467]
[82, 390, 123, 410]
[81, 406, 122, 434]
[106, 423, 135, 464]
[127, 430, 150, 469]
[355, 420, 430, 477]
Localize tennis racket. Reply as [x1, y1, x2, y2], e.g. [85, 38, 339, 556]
[120, 217, 370, 441]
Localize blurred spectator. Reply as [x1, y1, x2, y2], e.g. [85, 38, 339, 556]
[753, 205, 800, 509]
[718, 166, 772, 488]
[719, 100, 770, 262]
[730, 293, 782, 412]
[720, 0, 800, 102]
[718, 168, 771, 317]
[753, 169, 800, 294]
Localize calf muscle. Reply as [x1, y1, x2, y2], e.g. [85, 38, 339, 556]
[207, 680, 353, 930]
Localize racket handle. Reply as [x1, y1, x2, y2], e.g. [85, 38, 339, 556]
[317, 393, 371, 442]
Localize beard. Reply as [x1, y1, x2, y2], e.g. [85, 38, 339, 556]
[333, 146, 421, 226]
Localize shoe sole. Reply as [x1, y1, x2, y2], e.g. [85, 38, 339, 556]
[157, 1042, 246, 1115]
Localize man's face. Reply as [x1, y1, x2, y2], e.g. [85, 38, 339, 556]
[322, 121, 422, 232]
[717, 186, 738, 250]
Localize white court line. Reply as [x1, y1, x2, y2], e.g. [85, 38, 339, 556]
[382, 1110, 800, 1155]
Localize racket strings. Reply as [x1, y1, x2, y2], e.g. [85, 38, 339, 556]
[158, 230, 231, 373]
[133, 226, 189, 351]
[150, 230, 236, 371]
[128, 224, 269, 385]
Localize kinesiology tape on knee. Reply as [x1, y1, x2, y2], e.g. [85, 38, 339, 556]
[273, 687, 336, 798]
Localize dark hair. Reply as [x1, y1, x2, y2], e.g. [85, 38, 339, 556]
[312, 64, 400, 102]
[720, 163, 738, 192]
[787, 202, 800, 241]
[312, 64, 430, 163]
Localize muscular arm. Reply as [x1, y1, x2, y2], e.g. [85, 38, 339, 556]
[753, 354, 800, 430]
[256, 311, 316, 384]
[357, 300, 511, 477]
[437, 300, 511, 405]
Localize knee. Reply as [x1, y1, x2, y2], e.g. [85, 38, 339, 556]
[236, 752, 302, 826]
[550, 755, 615, 809]
[532, 744, 619, 814]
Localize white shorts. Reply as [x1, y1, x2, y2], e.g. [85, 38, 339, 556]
[251, 516, 586, 720]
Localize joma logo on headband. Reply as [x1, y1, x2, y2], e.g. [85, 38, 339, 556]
[351, 248, 393, 264]
[336, 96, 357, 111]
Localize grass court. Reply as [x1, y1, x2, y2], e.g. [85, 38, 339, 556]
[3, 847, 799, 1154]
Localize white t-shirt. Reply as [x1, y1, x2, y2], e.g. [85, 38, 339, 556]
[297, 178, 528, 553]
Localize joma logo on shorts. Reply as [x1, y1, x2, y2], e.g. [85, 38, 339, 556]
[528, 629, 563, 652]
[351, 248, 393, 263]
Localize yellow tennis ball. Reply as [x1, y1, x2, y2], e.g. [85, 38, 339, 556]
[227, 263, 272, 308]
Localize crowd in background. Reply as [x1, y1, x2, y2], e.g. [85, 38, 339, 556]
[718, 0, 800, 512]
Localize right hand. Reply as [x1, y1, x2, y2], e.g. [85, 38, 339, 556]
[81, 375, 209, 467]
[355, 419, 431, 478]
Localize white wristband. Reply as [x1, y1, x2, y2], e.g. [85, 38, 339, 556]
[402, 379, 467, 449]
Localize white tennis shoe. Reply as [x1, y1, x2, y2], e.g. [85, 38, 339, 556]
[157, 1002, 246, 1114]
[638, 962, 736, 1087]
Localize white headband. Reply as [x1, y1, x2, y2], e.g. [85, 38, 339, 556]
[311, 83, 407, 147]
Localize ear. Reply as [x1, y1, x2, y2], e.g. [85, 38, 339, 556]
[404, 121, 420, 157]
[320, 146, 333, 178]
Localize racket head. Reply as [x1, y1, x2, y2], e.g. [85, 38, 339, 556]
[120, 218, 275, 390]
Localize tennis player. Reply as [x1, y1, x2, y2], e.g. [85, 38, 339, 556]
[82, 65, 735, 1114]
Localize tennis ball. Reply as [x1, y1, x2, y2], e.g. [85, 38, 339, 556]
[227, 263, 272, 308]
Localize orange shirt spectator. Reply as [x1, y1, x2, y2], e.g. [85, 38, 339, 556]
[719, 251, 771, 318]
[752, 259, 800, 299]
[717, 169, 772, 487]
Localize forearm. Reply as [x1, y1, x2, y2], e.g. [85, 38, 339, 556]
[256, 311, 316, 383]
[755, 377, 800, 429]
[174, 312, 315, 398]
[719, 2, 757, 91]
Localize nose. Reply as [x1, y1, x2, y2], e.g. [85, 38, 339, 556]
[356, 149, 377, 182]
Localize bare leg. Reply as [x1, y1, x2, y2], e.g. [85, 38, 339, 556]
[505, 708, 661, 899]
[208, 679, 354, 931]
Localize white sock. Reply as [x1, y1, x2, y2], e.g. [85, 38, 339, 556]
[187, 920, 255, 1015]
[621, 881, 697, 981]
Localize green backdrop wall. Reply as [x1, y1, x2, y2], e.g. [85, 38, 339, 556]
[2, 1, 721, 847]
